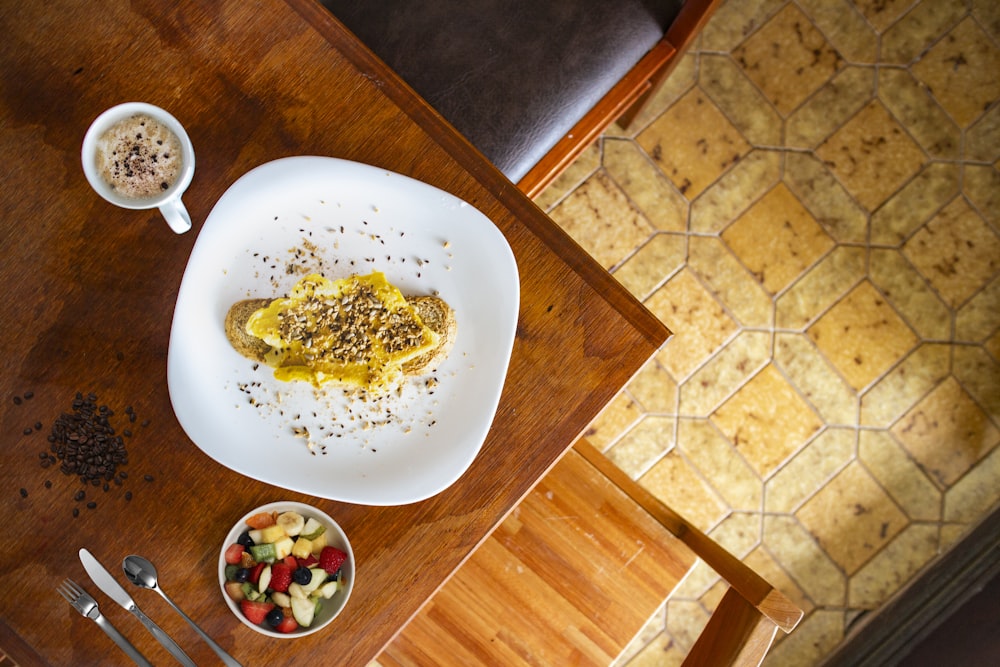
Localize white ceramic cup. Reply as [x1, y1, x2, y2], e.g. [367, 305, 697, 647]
[81, 102, 195, 234]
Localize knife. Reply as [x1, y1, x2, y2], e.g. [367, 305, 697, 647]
[80, 548, 198, 667]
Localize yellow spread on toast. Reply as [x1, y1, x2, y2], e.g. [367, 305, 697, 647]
[246, 272, 438, 393]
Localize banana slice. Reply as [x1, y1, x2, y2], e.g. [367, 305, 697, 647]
[276, 511, 305, 537]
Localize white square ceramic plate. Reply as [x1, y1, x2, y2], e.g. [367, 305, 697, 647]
[168, 157, 518, 505]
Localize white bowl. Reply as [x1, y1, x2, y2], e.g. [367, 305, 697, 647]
[218, 501, 354, 638]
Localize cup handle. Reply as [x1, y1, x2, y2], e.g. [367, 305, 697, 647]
[159, 198, 192, 234]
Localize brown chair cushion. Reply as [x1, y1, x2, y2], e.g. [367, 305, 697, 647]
[319, 0, 683, 182]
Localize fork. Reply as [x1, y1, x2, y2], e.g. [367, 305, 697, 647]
[57, 578, 153, 667]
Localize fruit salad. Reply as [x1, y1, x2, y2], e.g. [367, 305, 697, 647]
[222, 509, 349, 634]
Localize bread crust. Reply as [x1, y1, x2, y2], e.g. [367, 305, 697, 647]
[223, 294, 455, 376]
[402, 296, 457, 375]
[224, 298, 273, 362]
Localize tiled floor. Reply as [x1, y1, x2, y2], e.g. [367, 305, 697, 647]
[536, 0, 1000, 664]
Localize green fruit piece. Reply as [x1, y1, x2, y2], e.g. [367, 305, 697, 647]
[299, 517, 327, 540]
[250, 542, 277, 563]
[224, 564, 239, 581]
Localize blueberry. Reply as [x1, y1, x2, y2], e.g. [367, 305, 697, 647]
[293, 566, 312, 585]
[265, 608, 284, 627]
[234, 567, 250, 583]
[237, 531, 255, 548]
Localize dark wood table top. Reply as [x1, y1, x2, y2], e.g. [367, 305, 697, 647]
[0, 1, 669, 665]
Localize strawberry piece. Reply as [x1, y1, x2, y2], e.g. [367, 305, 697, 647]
[224, 543, 245, 565]
[283, 555, 298, 569]
[319, 546, 347, 574]
[297, 554, 318, 568]
[240, 600, 275, 625]
[275, 609, 298, 634]
[269, 562, 293, 593]
[249, 562, 267, 584]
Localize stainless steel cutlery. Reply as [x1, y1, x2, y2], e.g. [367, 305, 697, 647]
[57, 578, 153, 667]
[79, 548, 197, 667]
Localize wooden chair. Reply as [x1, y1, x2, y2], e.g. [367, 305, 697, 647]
[375, 438, 803, 666]
[318, 0, 722, 198]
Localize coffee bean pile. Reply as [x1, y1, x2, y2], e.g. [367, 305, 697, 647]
[14, 390, 153, 515]
[48, 393, 130, 484]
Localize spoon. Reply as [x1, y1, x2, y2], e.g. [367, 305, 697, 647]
[123, 555, 243, 667]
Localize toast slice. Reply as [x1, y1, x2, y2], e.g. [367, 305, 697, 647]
[224, 298, 273, 363]
[402, 295, 457, 375]
[224, 294, 455, 377]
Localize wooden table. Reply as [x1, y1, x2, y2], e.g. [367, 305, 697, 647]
[0, 1, 669, 665]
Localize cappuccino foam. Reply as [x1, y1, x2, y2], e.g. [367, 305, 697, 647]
[96, 114, 183, 200]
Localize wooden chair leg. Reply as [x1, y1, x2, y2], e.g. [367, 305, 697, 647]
[682, 587, 780, 667]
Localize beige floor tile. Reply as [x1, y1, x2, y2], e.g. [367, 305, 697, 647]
[548, 171, 654, 270]
[732, 3, 843, 116]
[869, 248, 951, 339]
[815, 100, 925, 211]
[964, 163, 1000, 225]
[603, 139, 688, 233]
[912, 17, 1000, 128]
[680, 331, 771, 417]
[761, 609, 845, 667]
[648, 269, 739, 381]
[677, 417, 763, 512]
[784, 151, 868, 243]
[698, 0, 787, 52]
[944, 444, 1000, 522]
[701, 54, 783, 146]
[622, 51, 698, 137]
[797, 0, 878, 63]
[986, 331, 1000, 362]
[744, 546, 814, 616]
[973, 0, 1000, 41]
[890, 376, 1000, 487]
[639, 450, 729, 532]
[902, 197, 1000, 308]
[775, 246, 866, 330]
[847, 523, 940, 608]
[607, 414, 675, 479]
[807, 281, 919, 391]
[689, 149, 781, 234]
[860, 343, 952, 427]
[626, 359, 679, 414]
[612, 233, 686, 300]
[859, 430, 942, 521]
[795, 462, 909, 574]
[664, 599, 711, 653]
[944, 449, 1000, 524]
[786, 65, 875, 149]
[853, 0, 914, 31]
[712, 364, 824, 477]
[636, 88, 752, 199]
[687, 235, 773, 328]
[881, 0, 967, 65]
[774, 333, 858, 425]
[878, 68, 960, 159]
[586, 391, 643, 450]
[953, 345, 1000, 419]
[762, 515, 845, 605]
[708, 512, 763, 559]
[870, 162, 960, 246]
[765, 427, 855, 513]
[619, 632, 686, 667]
[965, 102, 1000, 163]
[536, 142, 601, 211]
[722, 183, 835, 295]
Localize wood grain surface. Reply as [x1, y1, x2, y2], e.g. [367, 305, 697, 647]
[0, 1, 669, 665]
